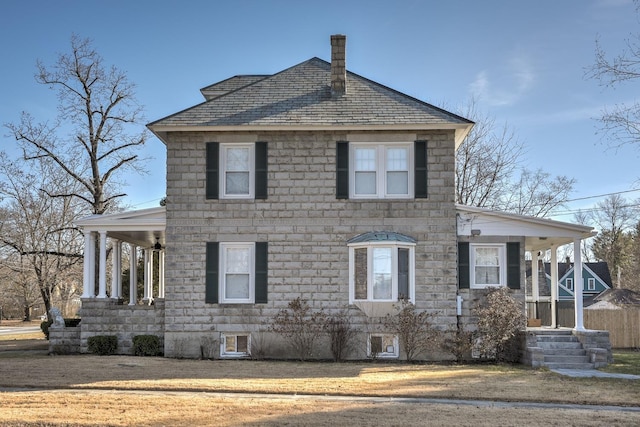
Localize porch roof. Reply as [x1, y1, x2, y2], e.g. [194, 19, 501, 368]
[456, 204, 596, 252]
[75, 206, 166, 249]
[74, 204, 596, 253]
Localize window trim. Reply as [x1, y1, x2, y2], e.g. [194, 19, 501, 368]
[587, 277, 596, 291]
[348, 241, 415, 303]
[566, 278, 574, 291]
[367, 334, 399, 359]
[219, 242, 255, 304]
[220, 143, 255, 199]
[220, 333, 251, 358]
[349, 142, 414, 199]
[469, 243, 506, 289]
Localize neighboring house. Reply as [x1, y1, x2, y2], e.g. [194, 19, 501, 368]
[526, 261, 612, 301]
[72, 35, 599, 360]
[554, 262, 612, 301]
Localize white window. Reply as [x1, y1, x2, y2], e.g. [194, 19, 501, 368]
[351, 143, 413, 198]
[368, 334, 399, 358]
[587, 278, 596, 291]
[220, 333, 250, 358]
[348, 242, 415, 303]
[221, 144, 254, 198]
[220, 243, 255, 303]
[470, 244, 506, 289]
[566, 278, 574, 291]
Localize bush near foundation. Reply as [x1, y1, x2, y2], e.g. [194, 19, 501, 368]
[474, 287, 526, 362]
[133, 335, 162, 356]
[384, 300, 441, 362]
[87, 335, 118, 355]
[271, 297, 326, 361]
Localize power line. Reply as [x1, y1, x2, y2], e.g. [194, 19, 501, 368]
[564, 188, 640, 203]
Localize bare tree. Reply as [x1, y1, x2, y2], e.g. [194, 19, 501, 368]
[506, 169, 576, 217]
[589, 194, 637, 288]
[0, 153, 84, 320]
[5, 34, 148, 215]
[455, 101, 523, 210]
[573, 210, 596, 263]
[455, 100, 575, 216]
[586, 1, 640, 150]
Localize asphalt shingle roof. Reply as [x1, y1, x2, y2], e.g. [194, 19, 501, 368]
[149, 57, 472, 129]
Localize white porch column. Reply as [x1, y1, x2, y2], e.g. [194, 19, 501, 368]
[148, 249, 154, 303]
[550, 245, 558, 328]
[574, 239, 585, 331]
[143, 249, 152, 303]
[129, 244, 137, 306]
[97, 231, 108, 298]
[531, 251, 539, 319]
[111, 240, 121, 299]
[82, 231, 94, 298]
[158, 250, 165, 298]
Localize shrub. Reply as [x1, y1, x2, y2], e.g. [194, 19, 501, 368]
[384, 300, 441, 362]
[40, 320, 53, 340]
[442, 328, 474, 362]
[324, 311, 357, 362]
[270, 297, 326, 361]
[87, 335, 118, 355]
[199, 336, 218, 360]
[474, 287, 527, 362]
[132, 335, 162, 356]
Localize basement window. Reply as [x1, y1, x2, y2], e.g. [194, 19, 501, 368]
[220, 333, 250, 358]
[368, 334, 398, 359]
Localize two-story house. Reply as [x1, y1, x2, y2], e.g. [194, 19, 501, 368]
[73, 36, 601, 361]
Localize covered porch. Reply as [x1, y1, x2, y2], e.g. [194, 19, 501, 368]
[75, 207, 166, 305]
[456, 205, 597, 331]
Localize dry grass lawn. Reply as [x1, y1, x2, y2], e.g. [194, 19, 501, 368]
[0, 333, 639, 426]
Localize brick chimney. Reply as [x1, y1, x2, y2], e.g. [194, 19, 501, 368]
[330, 34, 347, 97]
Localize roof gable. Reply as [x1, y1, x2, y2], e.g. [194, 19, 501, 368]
[149, 57, 473, 144]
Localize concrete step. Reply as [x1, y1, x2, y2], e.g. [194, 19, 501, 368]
[540, 348, 586, 356]
[545, 362, 595, 370]
[537, 342, 583, 350]
[536, 335, 580, 343]
[544, 354, 589, 363]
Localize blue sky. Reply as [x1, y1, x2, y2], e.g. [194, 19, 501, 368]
[1, 0, 639, 219]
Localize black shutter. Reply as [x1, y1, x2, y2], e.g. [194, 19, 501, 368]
[255, 142, 268, 199]
[255, 242, 268, 303]
[205, 242, 219, 303]
[507, 242, 521, 289]
[414, 140, 428, 198]
[336, 141, 349, 199]
[458, 242, 470, 289]
[398, 248, 409, 300]
[206, 142, 219, 200]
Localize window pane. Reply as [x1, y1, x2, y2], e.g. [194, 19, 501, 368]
[370, 336, 382, 354]
[382, 335, 396, 354]
[355, 171, 376, 194]
[226, 248, 249, 273]
[225, 335, 236, 353]
[355, 148, 376, 171]
[387, 171, 408, 194]
[236, 335, 248, 353]
[226, 171, 250, 194]
[475, 247, 499, 266]
[226, 274, 250, 298]
[386, 148, 407, 171]
[475, 267, 500, 285]
[226, 147, 249, 171]
[354, 248, 368, 299]
[373, 247, 392, 300]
